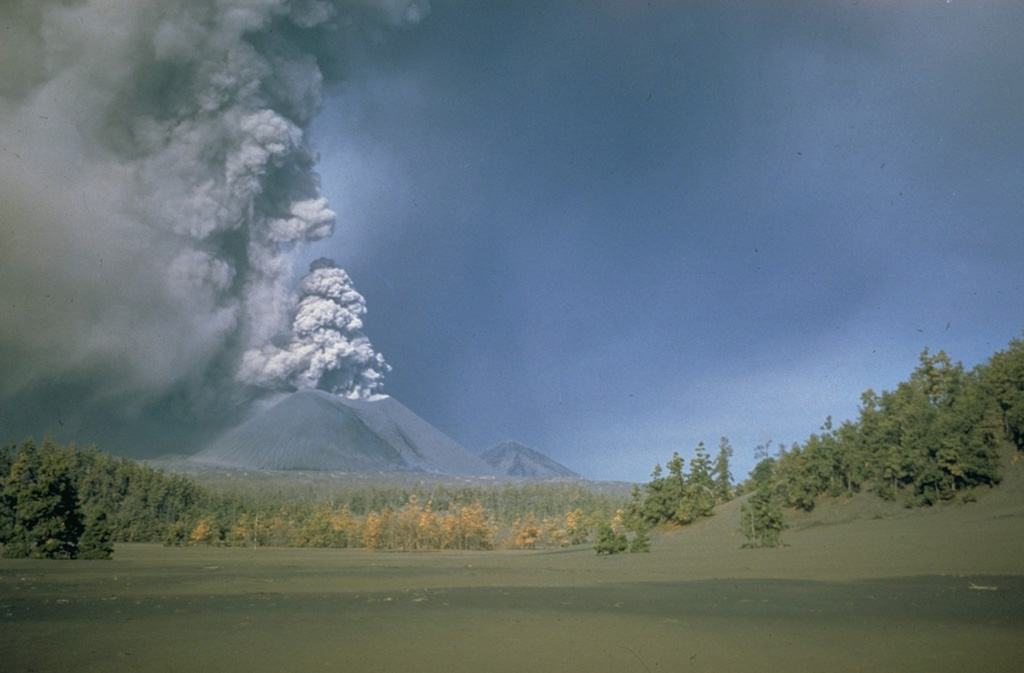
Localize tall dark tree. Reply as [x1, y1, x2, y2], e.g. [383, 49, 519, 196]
[78, 510, 114, 560]
[0, 443, 15, 543]
[3, 440, 83, 559]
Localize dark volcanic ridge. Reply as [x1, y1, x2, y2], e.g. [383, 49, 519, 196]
[190, 390, 495, 476]
[480, 440, 580, 479]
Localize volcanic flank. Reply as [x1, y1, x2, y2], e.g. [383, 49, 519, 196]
[191, 390, 496, 476]
[480, 440, 580, 479]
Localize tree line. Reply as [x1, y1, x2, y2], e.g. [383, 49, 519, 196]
[0, 439, 625, 557]
[624, 437, 734, 530]
[771, 338, 1022, 511]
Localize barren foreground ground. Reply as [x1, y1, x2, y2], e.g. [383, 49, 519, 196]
[3, 473, 1024, 672]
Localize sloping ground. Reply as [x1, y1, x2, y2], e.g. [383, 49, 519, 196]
[190, 391, 403, 471]
[479, 440, 580, 479]
[190, 390, 496, 476]
[344, 396, 496, 476]
[648, 456, 1024, 581]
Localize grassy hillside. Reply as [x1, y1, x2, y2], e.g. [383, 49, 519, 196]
[650, 454, 1024, 580]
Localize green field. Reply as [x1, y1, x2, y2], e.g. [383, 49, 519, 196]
[4, 475, 1024, 673]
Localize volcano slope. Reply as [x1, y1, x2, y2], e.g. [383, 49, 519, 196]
[3, 462, 1023, 673]
[480, 440, 581, 478]
[190, 390, 495, 476]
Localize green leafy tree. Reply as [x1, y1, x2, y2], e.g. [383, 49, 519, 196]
[980, 333, 1024, 452]
[776, 441, 821, 511]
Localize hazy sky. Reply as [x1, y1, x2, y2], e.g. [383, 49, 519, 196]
[2, 1, 1022, 482]
[307, 0, 1024, 480]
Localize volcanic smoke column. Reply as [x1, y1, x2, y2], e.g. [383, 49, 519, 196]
[240, 258, 389, 398]
[0, 0, 424, 419]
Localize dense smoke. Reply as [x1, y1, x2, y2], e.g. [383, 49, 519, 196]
[241, 258, 389, 398]
[0, 0, 423, 447]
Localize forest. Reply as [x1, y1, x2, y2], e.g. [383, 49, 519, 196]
[2, 332, 1022, 559]
[0, 440, 623, 557]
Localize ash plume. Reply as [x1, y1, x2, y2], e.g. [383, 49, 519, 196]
[240, 258, 390, 398]
[0, 0, 423, 447]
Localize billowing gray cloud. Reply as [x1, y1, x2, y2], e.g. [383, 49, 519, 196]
[240, 257, 389, 396]
[0, 0, 425, 449]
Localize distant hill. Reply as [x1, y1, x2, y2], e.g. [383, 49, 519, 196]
[480, 440, 580, 479]
[190, 390, 496, 476]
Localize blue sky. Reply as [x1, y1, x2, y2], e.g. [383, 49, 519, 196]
[306, 1, 1024, 481]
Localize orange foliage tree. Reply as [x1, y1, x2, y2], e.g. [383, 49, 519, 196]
[511, 513, 542, 549]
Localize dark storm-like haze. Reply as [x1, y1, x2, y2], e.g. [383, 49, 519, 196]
[2, 0, 1023, 482]
[307, 0, 1024, 481]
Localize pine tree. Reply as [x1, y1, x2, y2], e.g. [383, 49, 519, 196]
[639, 463, 671, 525]
[3, 440, 84, 559]
[594, 521, 627, 555]
[740, 458, 786, 548]
[78, 510, 114, 560]
[682, 441, 716, 521]
[712, 437, 734, 503]
[629, 525, 651, 553]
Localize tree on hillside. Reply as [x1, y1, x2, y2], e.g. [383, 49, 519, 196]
[740, 458, 786, 548]
[638, 462, 674, 525]
[979, 333, 1024, 453]
[864, 349, 1000, 503]
[629, 525, 651, 553]
[684, 441, 716, 521]
[647, 454, 686, 523]
[712, 437, 734, 503]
